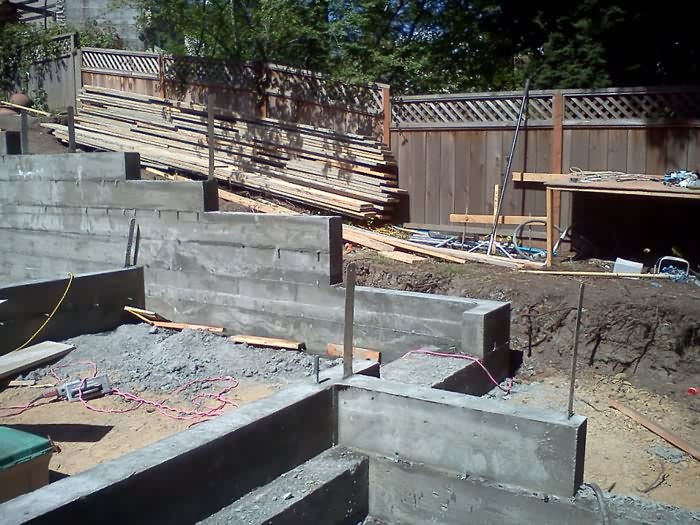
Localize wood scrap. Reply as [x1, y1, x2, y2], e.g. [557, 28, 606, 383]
[609, 400, 700, 461]
[124, 306, 223, 333]
[378, 251, 426, 264]
[0, 341, 74, 379]
[231, 335, 306, 351]
[326, 343, 381, 362]
[520, 270, 672, 278]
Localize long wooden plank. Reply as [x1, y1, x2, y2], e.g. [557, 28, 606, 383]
[342, 228, 395, 251]
[231, 335, 305, 351]
[609, 400, 700, 461]
[520, 270, 673, 278]
[0, 341, 74, 379]
[450, 213, 547, 225]
[326, 343, 380, 362]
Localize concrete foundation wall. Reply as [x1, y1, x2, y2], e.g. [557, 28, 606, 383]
[0, 267, 144, 354]
[0, 152, 510, 359]
[0, 152, 140, 180]
[338, 376, 586, 497]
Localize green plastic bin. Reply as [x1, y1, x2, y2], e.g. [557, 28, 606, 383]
[0, 426, 53, 503]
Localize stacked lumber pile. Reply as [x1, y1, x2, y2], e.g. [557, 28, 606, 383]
[43, 87, 402, 220]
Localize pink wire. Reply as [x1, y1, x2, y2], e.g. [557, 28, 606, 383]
[405, 348, 512, 394]
[2, 360, 239, 424]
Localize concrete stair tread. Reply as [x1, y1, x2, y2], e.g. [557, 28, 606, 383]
[200, 446, 368, 524]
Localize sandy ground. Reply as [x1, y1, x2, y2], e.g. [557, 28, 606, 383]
[0, 379, 280, 477]
[490, 368, 700, 510]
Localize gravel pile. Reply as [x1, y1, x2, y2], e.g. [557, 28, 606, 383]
[23, 323, 338, 392]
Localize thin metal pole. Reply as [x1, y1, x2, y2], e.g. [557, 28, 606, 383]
[314, 355, 320, 384]
[67, 105, 76, 152]
[207, 93, 215, 181]
[568, 282, 585, 418]
[19, 111, 29, 154]
[487, 79, 530, 255]
[343, 262, 357, 379]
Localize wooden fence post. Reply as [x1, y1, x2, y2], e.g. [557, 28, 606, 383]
[158, 54, 166, 99]
[550, 91, 564, 229]
[382, 86, 391, 148]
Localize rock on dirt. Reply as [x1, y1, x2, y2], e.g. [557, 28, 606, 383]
[22, 323, 338, 390]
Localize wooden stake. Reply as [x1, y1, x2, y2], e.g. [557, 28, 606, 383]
[207, 93, 215, 181]
[67, 105, 76, 152]
[343, 262, 357, 379]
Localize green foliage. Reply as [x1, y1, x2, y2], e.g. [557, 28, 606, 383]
[67, 20, 123, 49]
[0, 22, 62, 97]
[127, 0, 700, 93]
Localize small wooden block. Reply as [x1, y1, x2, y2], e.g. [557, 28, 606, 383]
[231, 335, 305, 351]
[326, 343, 381, 363]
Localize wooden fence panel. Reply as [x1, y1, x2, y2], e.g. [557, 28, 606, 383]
[391, 86, 700, 227]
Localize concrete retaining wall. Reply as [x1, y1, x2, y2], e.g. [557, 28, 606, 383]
[0, 267, 144, 354]
[338, 376, 586, 497]
[0, 151, 511, 360]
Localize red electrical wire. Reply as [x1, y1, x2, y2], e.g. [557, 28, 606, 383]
[405, 348, 513, 394]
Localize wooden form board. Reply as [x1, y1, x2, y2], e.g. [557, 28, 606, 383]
[231, 335, 305, 351]
[379, 251, 426, 264]
[449, 213, 547, 225]
[0, 341, 74, 379]
[326, 343, 380, 362]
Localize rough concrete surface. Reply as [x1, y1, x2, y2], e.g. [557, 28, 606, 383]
[22, 323, 338, 391]
[200, 446, 368, 524]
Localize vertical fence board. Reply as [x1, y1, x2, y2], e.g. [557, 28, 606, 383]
[645, 129, 668, 174]
[468, 131, 487, 214]
[411, 132, 427, 223]
[425, 132, 442, 224]
[665, 130, 689, 171]
[453, 131, 469, 217]
[627, 129, 647, 174]
[588, 129, 608, 170]
[440, 132, 456, 222]
[607, 129, 628, 172]
[485, 131, 504, 214]
[689, 129, 700, 170]
[569, 129, 591, 170]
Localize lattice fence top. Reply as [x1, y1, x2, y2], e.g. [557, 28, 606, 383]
[564, 89, 700, 121]
[392, 93, 553, 128]
[162, 56, 384, 115]
[82, 48, 160, 79]
[393, 87, 700, 128]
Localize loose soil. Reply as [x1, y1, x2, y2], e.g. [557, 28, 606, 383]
[490, 369, 700, 510]
[346, 251, 700, 401]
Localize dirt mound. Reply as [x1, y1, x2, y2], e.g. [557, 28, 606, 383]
[346, 252, 700, 399]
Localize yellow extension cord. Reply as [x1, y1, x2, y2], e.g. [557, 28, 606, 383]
[11, 272, 74, 353]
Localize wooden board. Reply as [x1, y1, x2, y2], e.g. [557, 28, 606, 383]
[609, 400, 700, 461]
[379, 251, 426, 264]
[231, 335, 305, 351]
[449, 213, 547, 225]
[342, 227, 395, 252]
[326, 343, 380, 362]
[0, 341, 74, 379]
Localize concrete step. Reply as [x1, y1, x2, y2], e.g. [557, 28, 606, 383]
[199, 446, 368, 525]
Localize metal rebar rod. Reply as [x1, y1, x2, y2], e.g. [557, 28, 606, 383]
[343, 262, 357, 379]
[487, 79, 530, 255]
[568, 282, 585, 418]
